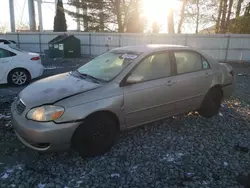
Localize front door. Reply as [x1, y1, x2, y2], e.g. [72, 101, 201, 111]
[0, 48, 13, 83]
[122, 51, 177, 127]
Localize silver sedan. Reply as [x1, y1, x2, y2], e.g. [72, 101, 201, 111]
[11, 44, 235, 157]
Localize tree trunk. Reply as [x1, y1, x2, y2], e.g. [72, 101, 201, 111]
[236, 0, 243, 17]
[195, 0, 200, 33]
[99, 0, 104, 32]
[244, 2, 250, 16]
[115, 0, 124, 32]
[168, 8, 175, 34]
[82, 0, 88, 31]
[215, 0, 223, 33]
[152, 21, 160, 33]
[225, 0, 233, 31]
[219, 0, 228, 33]
[177, 0, 187, 33]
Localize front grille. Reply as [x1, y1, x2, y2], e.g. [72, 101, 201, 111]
[16, 99, 26, 114]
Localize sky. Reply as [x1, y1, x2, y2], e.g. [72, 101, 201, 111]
[0, 0, 185, 33]
[0, 0, 76, 31]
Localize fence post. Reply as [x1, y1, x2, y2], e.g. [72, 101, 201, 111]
[39, 32, 42, 54]
[17, 32, 20, 47]
[89, 33, 91, 56]
[119, 33, 121, 47]
[225, 35, 230, 62]
[185, 34, 188, 46]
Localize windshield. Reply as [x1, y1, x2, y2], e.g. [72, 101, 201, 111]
[77, 50, 140, 81]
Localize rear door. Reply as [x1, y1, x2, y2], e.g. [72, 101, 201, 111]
[169, 50, 213, 114]
[122, 51, 177, 127]
[0, 48, 15, 83]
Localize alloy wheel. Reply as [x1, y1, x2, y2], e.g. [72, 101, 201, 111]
[12, 71, 27, 85]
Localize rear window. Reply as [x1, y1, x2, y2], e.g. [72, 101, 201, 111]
[9, 45, 23, 52]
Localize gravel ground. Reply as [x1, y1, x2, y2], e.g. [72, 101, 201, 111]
[0, 61, 250, 188]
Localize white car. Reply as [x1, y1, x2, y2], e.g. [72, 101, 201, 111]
[0, 38, 19, 48]
[0, 44, 44, 86]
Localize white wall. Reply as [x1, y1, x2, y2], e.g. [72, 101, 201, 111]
[1, 32, 250, 61]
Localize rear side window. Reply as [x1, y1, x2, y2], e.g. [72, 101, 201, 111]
[0, 40, 10, 44]
[0, 48, 16, 58]
[174, 51, 203, 74]
[202, 57, 210, 69]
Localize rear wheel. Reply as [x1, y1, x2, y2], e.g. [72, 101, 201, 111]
[198, 87, 223, 118]
[8, 69, 30, 86]
[71, 113, 118, 157]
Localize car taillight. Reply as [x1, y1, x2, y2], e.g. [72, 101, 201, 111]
[31, 56, 40, 61]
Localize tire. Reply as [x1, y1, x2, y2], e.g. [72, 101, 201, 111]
[198, 87, 223, 118]
[8, 69, 30, 86]
[71, 113, 118, 157]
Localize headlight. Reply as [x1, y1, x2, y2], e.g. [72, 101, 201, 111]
[26, 105, 64, 122]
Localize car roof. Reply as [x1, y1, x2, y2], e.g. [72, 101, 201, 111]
[0, 44, 10, 48]
[0, 44, 17, 52]
[113, 44, 190, 53]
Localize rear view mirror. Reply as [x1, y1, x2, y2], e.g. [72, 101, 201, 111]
[126, 74, 143, 85]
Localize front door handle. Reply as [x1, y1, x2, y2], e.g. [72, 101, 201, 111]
[205, 72, 209, 76]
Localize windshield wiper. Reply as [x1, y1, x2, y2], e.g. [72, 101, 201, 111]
[75, 70, 104, 84]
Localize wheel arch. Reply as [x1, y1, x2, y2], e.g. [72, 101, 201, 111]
[83, 110, 120, 131]
[7, 67, 31, 81]
[209, 84, 223, 96]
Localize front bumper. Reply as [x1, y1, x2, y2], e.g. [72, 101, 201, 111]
[11, 103, 80, 152]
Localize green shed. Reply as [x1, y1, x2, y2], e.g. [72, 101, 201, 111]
[47, 35, 81, 58]
[54, 35, 81, 58]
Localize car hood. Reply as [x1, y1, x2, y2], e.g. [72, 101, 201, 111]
[19, 72, 102, 107]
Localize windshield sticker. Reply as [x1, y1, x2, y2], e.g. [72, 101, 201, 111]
[121, 54, 138, 59]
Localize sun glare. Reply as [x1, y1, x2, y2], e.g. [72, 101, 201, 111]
[142, 0, 180, 25]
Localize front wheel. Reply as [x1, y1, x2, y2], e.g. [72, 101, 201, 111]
[8, 69, 30, 86]
[71, 113, 118, 157]
[198, 87, 223, 118]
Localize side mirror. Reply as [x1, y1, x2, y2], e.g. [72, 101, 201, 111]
[126, 74, 143, 85]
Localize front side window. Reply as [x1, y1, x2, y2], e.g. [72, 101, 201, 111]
[77, 50, 140, 81]
[0, 48, 14, 58]
[129, 52, 171, 82]
[174, 51, 203, 74]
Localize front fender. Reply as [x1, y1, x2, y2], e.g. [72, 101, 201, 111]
[54, 94, 126, 129]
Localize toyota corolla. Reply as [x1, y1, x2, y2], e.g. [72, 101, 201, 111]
[11, 44, 235, 157]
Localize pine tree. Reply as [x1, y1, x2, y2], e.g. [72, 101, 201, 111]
[54, 0, 67, 32]
[67, 0, 145, 33]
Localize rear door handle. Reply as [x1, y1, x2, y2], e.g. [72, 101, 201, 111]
[0, 61, 8, 63]
[205, 72, 209, 76]
[166, 80, 176, 86]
